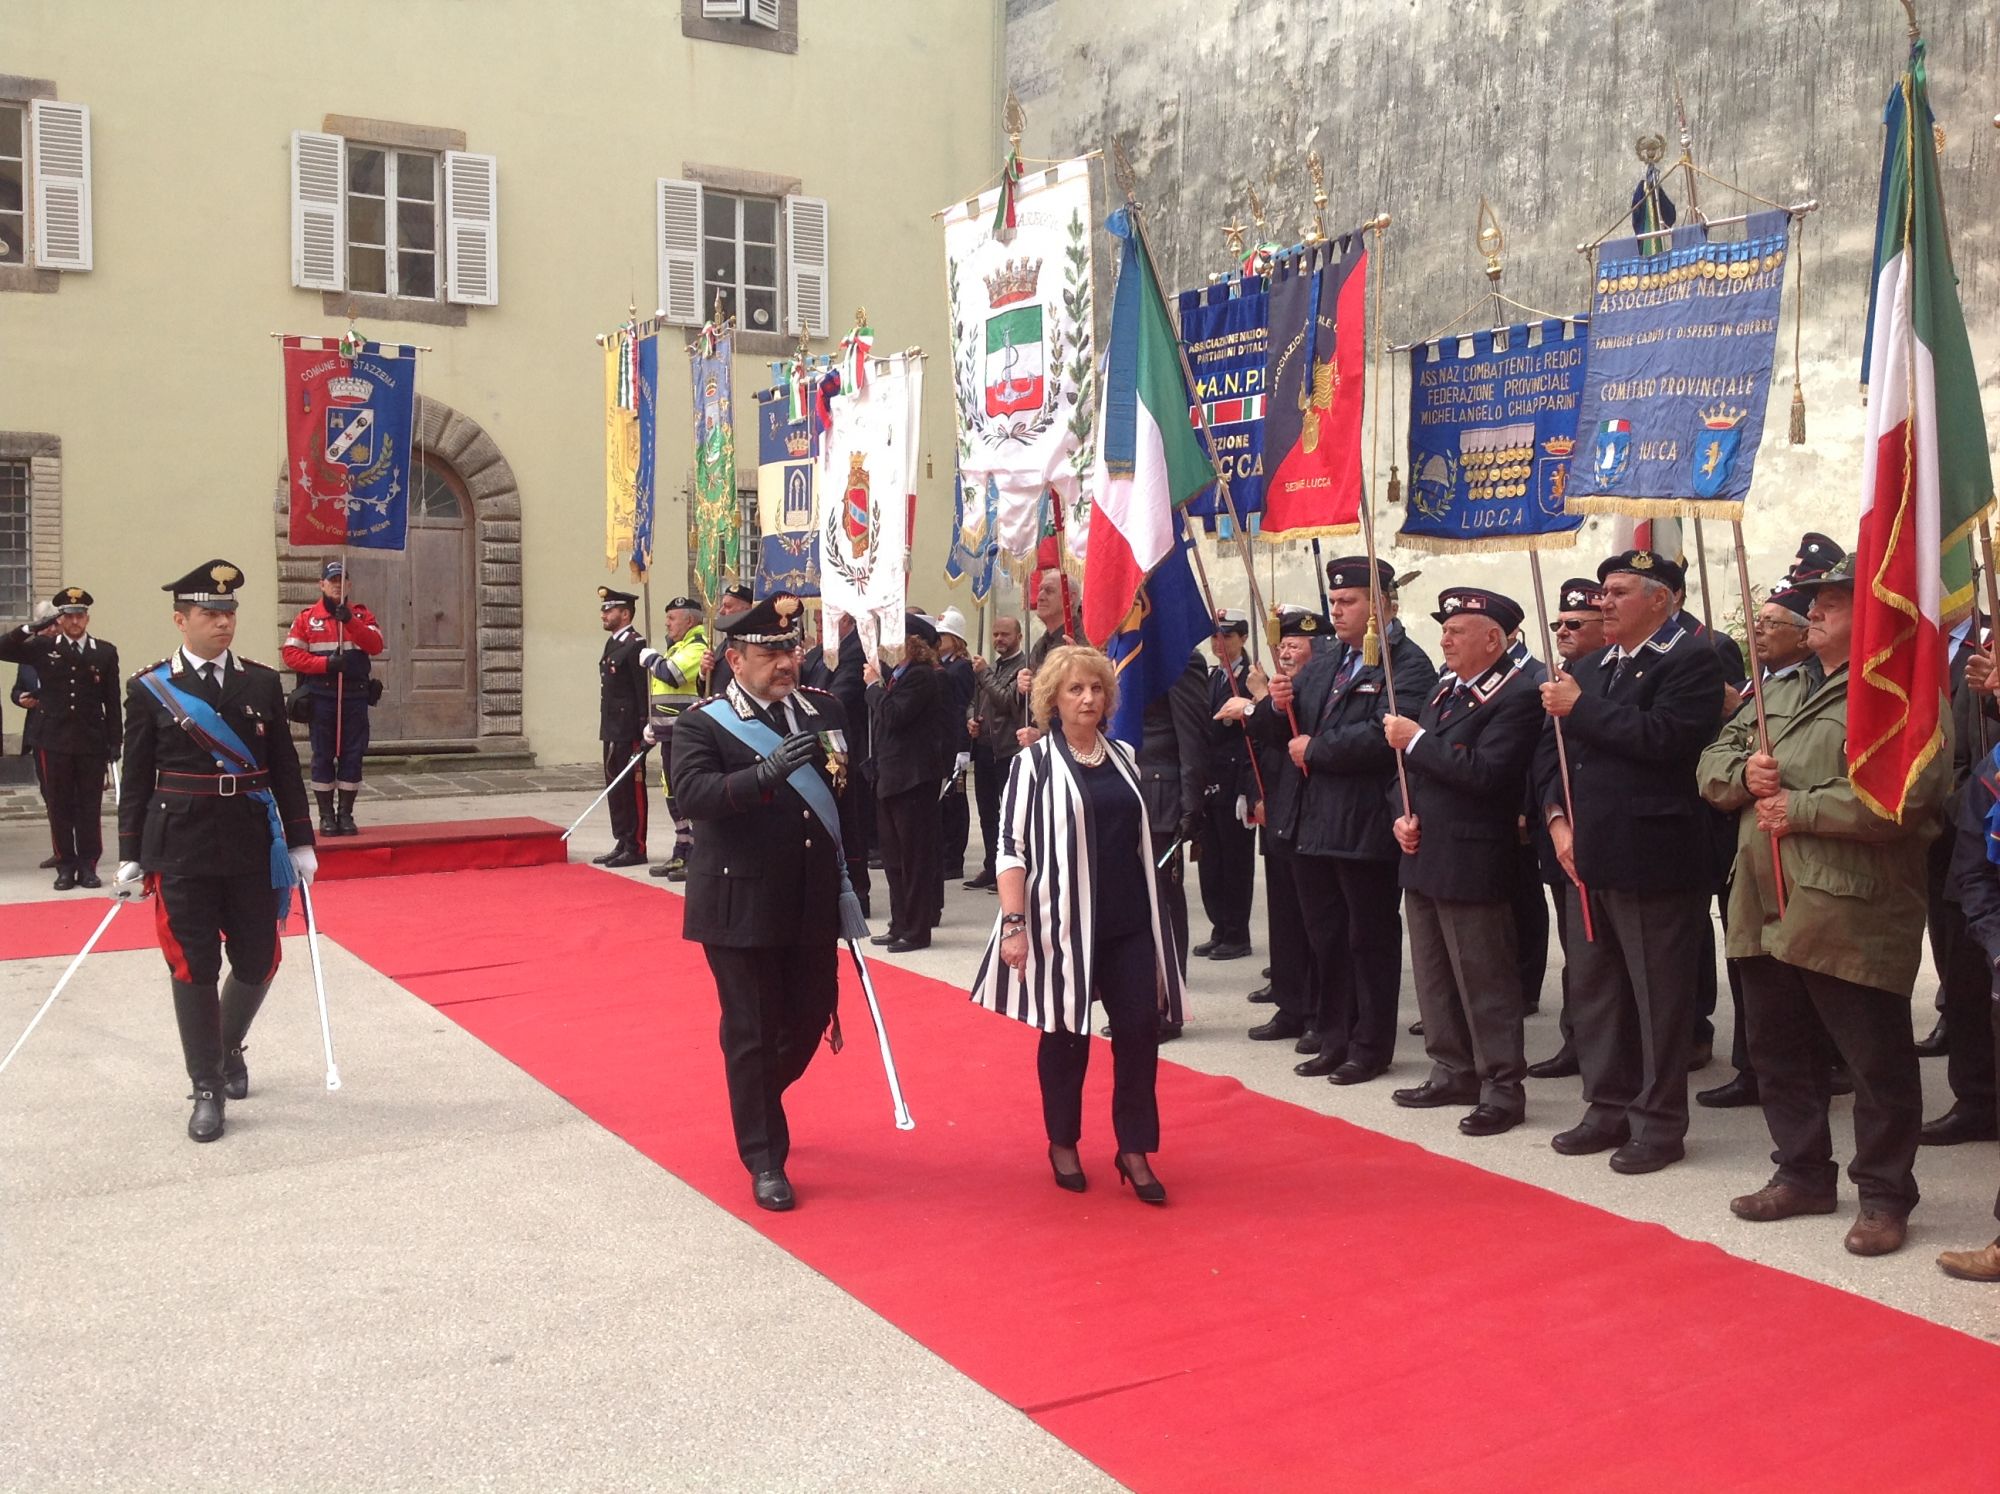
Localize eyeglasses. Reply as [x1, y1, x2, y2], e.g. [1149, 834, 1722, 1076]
[1753, 617, 1807, 631]
[1550, 618, 1592, 633]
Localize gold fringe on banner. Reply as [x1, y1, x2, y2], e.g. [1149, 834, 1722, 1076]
[1564, 496, 1747, 521]
[1395, 530, 1585, 556]
[1257, 522, 1362, 544]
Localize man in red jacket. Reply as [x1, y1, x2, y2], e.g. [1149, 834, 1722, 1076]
[281, 560, 385, 836]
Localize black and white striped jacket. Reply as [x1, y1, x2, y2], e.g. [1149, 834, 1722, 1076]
[969, 730, 1184, 1035]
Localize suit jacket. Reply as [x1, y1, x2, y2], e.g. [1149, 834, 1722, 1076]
[1137, 652, 1210, 840]
[1683, 612, 1746, 688]
[599, 625, 649, 743]
[1206, 657, 1254, 802]
[117, 653, 314, 875]
[0, 628, 120, 757]
[9, 661, 35, 753]
[671, 683, 851, 948]
[941, 653, 976, 756]
[868, 656, 949, 797]
[1252, 622, 1438, 860]
[1533, 619, 1726, 894]
[1398, 658, 1543, 901]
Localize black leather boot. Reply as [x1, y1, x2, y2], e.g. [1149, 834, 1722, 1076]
[219, 975, 272, 1101]
[316, 790, 338, 838]
[335, 789, 359, 836]
[172, 980, 226, 1142]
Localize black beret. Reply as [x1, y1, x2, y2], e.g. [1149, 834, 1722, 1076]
[1323, 556, 1398, 595]
[1555, 578, 1605, 614]
[1433, 587, 1524, 634]
[1596, 549, 1685, 593]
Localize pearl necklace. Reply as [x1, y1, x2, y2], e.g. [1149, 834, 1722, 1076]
[1070, 733, 1108, 767]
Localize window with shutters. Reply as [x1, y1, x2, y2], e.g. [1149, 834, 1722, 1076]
[679, 0, 797, 54]
[347, 145, 439, 299]
[0, 104, 23, 267]
[0, 460, 30, 619]
[0, 77, 84, 293]
[662, 168, 826, 353]
[702, 191, 780, 335]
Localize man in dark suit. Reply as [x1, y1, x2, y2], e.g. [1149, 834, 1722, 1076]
[934, 608, 978, 880]
[671, 592, 853, 1213]
[1261, 557, 1439, 1084]
[1536, 550, 1725, 1174]
[1137, 650, 1210, 996]
[1384, 588, 1544, 1134]
[804, 610, 873, 918]
[0, 585, 122, 889]
[865, 612, 949, 952]
[1196, 611, 1258, 962]
[595, 585, 651, 868]
[110, 560, 316, 1142]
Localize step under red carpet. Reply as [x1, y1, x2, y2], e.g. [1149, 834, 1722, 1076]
[8, 863, 1999, 1490]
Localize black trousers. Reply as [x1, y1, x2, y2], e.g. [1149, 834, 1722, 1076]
[1265, 836, 1314, 1020]
[601, 740, 650, 856]
[154, 868, 283, 989]
[703, 941, 838, 1174]
[1039, 926, 1161, 1153]
[1738, 954, 1923, 1215]
[1930, 841, 1997, 1114]
[42, 749, 106, 872]
[878, 781, 942, 941]
[971, 743, 1005, 876]
[1565, 884, 1704, 1145]
[1154, 833, 1189, 978]
[940, 775, 971, 877]
[1197, 791, 1256, 946]
[307, 689, 370, 788]
[1545, 875, 1575, 1047]
[1292, 853, 1402, 1068]
[1508, 842, 1548, 1012]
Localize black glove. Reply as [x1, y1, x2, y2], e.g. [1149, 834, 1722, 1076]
[339, 649, 371, 680]
[1178, 810, 1202, 844]
[331, 600, 355, 622]
[753, 731, 822, 790]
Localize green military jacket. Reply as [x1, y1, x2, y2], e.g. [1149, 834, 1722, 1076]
[1697, 659, 1949, 996]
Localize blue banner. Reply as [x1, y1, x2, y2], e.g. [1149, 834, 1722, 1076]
[945, 474, 999, 601]
[1105, 515, 1212, 750]
[1398, 319, 1588, 553]
[1565, 209, 1789, 517]
[284, 339, 417, 550]
[1177, 275, 1267, 532]
[632, 334, 659, 571]
[753, 386, 818, 596]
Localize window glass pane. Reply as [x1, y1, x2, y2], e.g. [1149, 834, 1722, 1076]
[743, 287, 777, 332]
[0, 105, 21, 158]
[398, 249, 436, 300]
[348, 195, 385, 247]
[742, 197, 777, 244]
[396, 151, 435, 201]
[0, 462, 31, 621]
[0, 213, 22, 266]
[396, 198, 436, 251]
[0, 159, 21, 213]
[704, 190, 738, 236]
[743, 242, 776, 289]
[348, 244, 386, 294]
[702, 240, 736, 285]
[706, 284, 737, 323]
[348, 146, 385, 196]
[414, 466, 461, 519]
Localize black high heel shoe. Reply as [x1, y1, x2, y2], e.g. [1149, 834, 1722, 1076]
[1048, 1143, 1087, 1193]
[1114, 1153, 1166, 1205]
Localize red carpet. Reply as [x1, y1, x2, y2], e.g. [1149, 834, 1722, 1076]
[315, 817, 566, 880]
[8, 865, 1997, 1488]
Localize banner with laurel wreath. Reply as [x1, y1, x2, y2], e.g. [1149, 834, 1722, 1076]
[283, 336, 417, 549]
[689, 330, 738, 605]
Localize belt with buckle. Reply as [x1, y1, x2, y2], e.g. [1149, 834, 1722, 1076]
[157, 769, 269, 798]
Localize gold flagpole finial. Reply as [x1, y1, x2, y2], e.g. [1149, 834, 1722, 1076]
[1477, 197, 1505, 284]
[1111, 137, 1138, 204]
[1003, 90, 1026, 152]
[1246, 185, 1268, 237]
[1221, 219, 1247, 257]
[1302, 150, 1328, 246]
[1900, 0, 1920, 41]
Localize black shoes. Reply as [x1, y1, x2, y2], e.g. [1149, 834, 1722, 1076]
[1916, 1014, 1948, 1057]
[590, 850, 617, 865]
[1293, 1050, 1345, 1078]
[1207, 941, 1252, 961]
[1114, 1153, 1166, 1205]
[1329, 1060, 1386, 1086]
[752, 1170, 795, 1211]
[53, 869, 76, 891]
[1459, 1105, 1523, 1137]
[648, 859, 680, 878]
[1527, 1045, 1580, 1080]
[223, 1048, 250, 1101]
[1048, 1144, 1087, 1193]
[1696, 1072, 1761, 1108]
[600, 849, 647, 868]
[75, 868, 102, 889]
[1190, 939, 1217, 958]
[1157, 1020, 1183, 1043]
[1294, 1029, 1322, 1055]
[885, 936, 931, 953]
[963, 869, 997, 890]
[1247, 983, 1275, 1004]
[1920, 1104, 2000, 1146]
[870, 932, 897, 946]
[1609, 1139, 1685, 1175]
[1687, 1042, 1714, 1073]
[37, 853, 59, 870]
[1248, 1013, 1305, 1041]
[1551, 1120, 1630, 1156]
[1408, 1020, 1425, 1037]
[188, 1088, 225, 1143]
[1392, 1079, 1478, 1109]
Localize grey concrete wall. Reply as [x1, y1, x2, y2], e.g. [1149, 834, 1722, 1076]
[1006, 0, 2000, 633]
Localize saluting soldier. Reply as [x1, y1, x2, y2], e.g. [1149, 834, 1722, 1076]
[595, 585, 650, 868]
[111, 561, 316, 1142]
[0, 585, 122, 889]
[670, 593, 856, 1212]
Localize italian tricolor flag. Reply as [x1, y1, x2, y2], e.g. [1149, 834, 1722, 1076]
[1082, 206, 1212, 646]
[1851, 39, 1996, 821]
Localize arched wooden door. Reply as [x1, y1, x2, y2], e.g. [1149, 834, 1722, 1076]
[340, 457, 478, 746]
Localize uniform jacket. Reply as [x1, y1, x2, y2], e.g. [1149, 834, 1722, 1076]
[1699, 660, 1946, 995]
[1682, 612, 1747, 688]
[0, 627, 120, 758]
[117, 650, 314, 875]
[972, 648, 1029, 762]
[940, 652, 976, 758]
[671, 682, 851, 948]
[599, 624, 650, 743]
[868, 656, 950, 798]
[10, 660, 37, 753]
[1206, 656, 1254, 803]
[969, 731, 1184, 1035]
[1138, 652, 1210, 841]
[1950, 744, 2000, 962]
[1532, 617, 1724, 893]
[1397, 657, 1542, 902]
[281, 597, 386, 696]
[642, 624, 709, 716]
[1250, 621, 1438, 860]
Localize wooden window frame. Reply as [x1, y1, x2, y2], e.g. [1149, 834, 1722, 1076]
[317, 113, 470, 327]
[0, 75, 58, 294]
[679, 0, 798, 54]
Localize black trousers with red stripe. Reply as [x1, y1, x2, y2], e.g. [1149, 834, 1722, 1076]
[41, 749, 106, 872]
[153, 869, 283, 988]
[602, 740, 650, 856]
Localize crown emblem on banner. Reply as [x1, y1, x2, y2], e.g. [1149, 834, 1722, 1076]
[328, 375, 374, 402]
[1700, 402, 1746, 431]
[784, 429, 809, 459]
[985, 257, 1044, 308]
[1541, 435, 1576, 458]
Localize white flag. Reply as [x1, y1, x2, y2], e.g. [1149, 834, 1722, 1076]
[818, 353, 924, 665]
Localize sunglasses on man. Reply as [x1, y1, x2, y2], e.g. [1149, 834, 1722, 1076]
[1550, 618, 1593, 633]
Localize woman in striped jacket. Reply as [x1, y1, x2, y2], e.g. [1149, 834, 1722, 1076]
[970, 645, 1184, 1203]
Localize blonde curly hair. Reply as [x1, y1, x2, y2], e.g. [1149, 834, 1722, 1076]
[1030, 643, 1118, 730]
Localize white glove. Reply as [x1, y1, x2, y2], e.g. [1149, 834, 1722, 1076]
[954, 751, 972, 772]
[290, 847, 319, 886]
[642, 722, 659, 745]
[639, 646, 662, 669]
[111, 861, 147, 900]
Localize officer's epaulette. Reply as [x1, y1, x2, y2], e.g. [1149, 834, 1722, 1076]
[797, 685, 836, 701]
[144, 656, 174, 675]
[238, 656, 275, 672]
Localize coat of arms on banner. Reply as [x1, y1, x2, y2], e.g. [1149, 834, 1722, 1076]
[283, 336, 417, 550]
[841, 453, 875, 568]
[817, 353, 923, 664]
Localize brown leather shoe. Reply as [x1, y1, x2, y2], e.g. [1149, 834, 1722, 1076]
[1730, 1180, 1838, 1222]
[1844, 1208, 1909, 1257]
[1936, 1236, 2000, 1282]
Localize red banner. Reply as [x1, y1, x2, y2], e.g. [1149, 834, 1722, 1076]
[282, 336, 415, 551]
[1261, 236, 1368, 538]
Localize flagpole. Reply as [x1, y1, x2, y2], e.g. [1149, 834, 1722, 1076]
[1729, 521, 1787, 915]
[1183, 533, 1277, 802]
[1354, 216, 1413, 818]
[1527, 550, 1595, 943]
[1690, 516, 1717, 629]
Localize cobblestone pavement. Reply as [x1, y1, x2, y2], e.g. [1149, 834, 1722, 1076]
[0, 762, 604, 822]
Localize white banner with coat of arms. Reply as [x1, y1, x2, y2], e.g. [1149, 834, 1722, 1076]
[817, 353, 924, 666]
[942, 157, 1096, 562]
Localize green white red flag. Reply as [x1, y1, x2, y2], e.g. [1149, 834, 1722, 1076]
[1850, 38, 1995, 822]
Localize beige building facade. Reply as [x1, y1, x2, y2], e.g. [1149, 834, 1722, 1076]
[2, 0, 1004, 763]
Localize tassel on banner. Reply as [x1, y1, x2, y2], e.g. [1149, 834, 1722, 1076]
[1789, 381, 1807, 446]
[1386, 460, 1403, 507]
[1362, 612, 1381, 667]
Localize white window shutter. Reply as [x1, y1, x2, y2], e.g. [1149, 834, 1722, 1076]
[29, 99, 91, 272]
[444, 150, 499, 305]
[746, 0, 782, 28]
[701, 0, 746, 16]
[784, 194, 828, 338]
[656, 178, 702, 326]
[290, 129, 346, 291]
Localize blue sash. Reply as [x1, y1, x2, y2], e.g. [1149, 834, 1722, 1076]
[139, 666, 300, 920]
[697, 697, 869, 940]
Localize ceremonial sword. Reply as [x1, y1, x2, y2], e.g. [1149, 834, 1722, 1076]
[560, 745, 652, 842]
[0, 901, 122, 1076]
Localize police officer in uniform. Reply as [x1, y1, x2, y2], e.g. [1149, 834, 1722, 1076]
[11, 601, 62, 870]
[0, 585, 122, 889]
[111, 561, 316, 1142]
[596, 585, 650, 868]
[670, 593, 854, 1211]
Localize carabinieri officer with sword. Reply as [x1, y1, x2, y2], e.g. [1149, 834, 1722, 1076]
[113, 561, 317, 1143]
